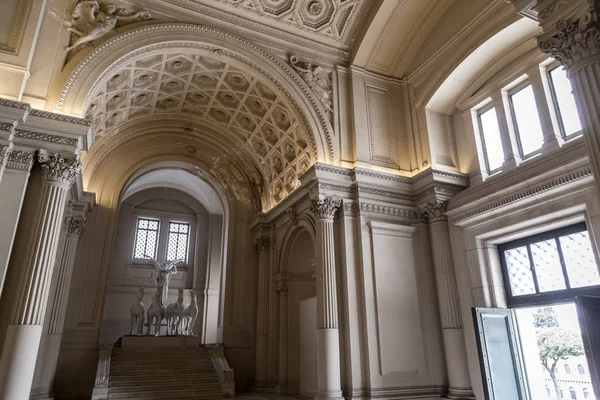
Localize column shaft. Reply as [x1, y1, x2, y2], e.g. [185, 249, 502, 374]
[276, 276, 288, 392]
[0, 153, 79, 400]
[254, 237, 271, 387]
[311, 197, 343, 400]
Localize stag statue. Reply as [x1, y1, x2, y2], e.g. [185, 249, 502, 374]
[183, 290, 199, 336]
[146, 287, 165, 336]
[166, 289, 185, 336]
[129, 287, 145, 335]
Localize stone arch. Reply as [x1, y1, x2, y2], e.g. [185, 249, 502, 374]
[49, 24, 337, 206]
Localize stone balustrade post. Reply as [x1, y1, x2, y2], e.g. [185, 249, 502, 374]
[254, 236, 272, 387]
[0, 152, 80, 400]
[310, 197, 344, 400]
[420, 201, 473, 399]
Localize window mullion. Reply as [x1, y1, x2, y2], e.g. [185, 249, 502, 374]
[555, 236, 572, 289]
[525, 244, 541, 294]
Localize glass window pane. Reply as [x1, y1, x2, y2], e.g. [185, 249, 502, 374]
[550, 66, 582, 136]
[479, 107, 504, 171]
[510, 84, 544, 156]
[138, 219, 148, 229]
[166, 222, 189, 262]
[505, 246, 536, 296]
[559, 231, 600, 288]
[530, 239, 566, 292]
[134, 231, 147, 258]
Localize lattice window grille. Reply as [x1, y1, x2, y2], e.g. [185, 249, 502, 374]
[501, 226, 600, 299]
[134, 218, 160, 259]
[166, 221, 190, 262]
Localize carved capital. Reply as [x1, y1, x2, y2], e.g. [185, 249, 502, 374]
[66, 216, 87, 238]
[310, 196, 340, 220]
[254, 237, 273, 253]
[286, 207, 299, 226]
[419, 201, 448, 223]
[38, 153, 80, 185]
[539, 10, 600, 71]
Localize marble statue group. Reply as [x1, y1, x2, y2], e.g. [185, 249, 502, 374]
[129, 257, 199, 336]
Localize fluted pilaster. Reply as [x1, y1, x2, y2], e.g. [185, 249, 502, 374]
[420, 201, 472, 399]
[276, 273, 289, 390]
[48, 216, 86, 334]
[254, 235, 272, 386]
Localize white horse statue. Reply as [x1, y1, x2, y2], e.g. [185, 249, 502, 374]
[146, 287, 165, 336]
[166, 289, 185, 336]
[183, 290, 199, 336]
[129, 287, 145, 335]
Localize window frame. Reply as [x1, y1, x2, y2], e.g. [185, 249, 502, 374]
[498, 222, 600, 307]
[477, 103, 504, 174]
[507, 80, 544, 159]
[165, 220, 191, 263]
[547, 63, 583, 140]
[132, 217, 161, 260]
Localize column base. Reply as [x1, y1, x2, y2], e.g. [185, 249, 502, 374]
[446, 386, 475, 399]
[317, 329, 343, 400]
[29, 388, 54, 400]
[275, 382, 288, 394]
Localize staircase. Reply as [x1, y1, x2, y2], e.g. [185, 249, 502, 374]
[91, 339, 233, 400]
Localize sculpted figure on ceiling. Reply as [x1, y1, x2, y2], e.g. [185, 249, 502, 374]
[289, 55, 333, 117]
[64, 1, 151, 52]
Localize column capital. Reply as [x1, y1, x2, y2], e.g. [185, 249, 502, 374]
[6, 149, 34, 171]
[254, 236, 273, 253]
[310, 196, 340, 220]
[418, 201, 449, 223]
[66, 216, 87, 238]
[38, 152, 80, 185]
[538, 8, 600, 73]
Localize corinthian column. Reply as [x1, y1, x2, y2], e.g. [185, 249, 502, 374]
[31, 216, 86, 399]
[254, 236, 272, 387]
[310, 197, 343, 400]
[0, 152, 80, 400]
[420, 202, 473, 399]
[529, 2, 600, 194]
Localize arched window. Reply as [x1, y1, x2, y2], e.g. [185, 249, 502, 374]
[578, 364, 585, 375]
[570, 387, 577, 399]
[583, 388, 590, 399]
[565, 364, 572, 374]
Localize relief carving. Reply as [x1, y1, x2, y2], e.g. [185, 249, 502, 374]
[64, 1, 151, 52]
[289, 55, 333, 117]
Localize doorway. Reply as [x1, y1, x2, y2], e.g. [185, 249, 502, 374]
[474, 223, 600, 400]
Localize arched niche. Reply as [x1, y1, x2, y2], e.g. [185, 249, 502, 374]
[99, 165, 226, 345]
[280, 227, 317, 395]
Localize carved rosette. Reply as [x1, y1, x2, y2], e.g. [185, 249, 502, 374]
[310, 196, 340, 220]
[419, 201, 448, 223]
[539, 11, 600, 71]
[254, 236, 273, 253]
[38, 153, 81, 185]
[66, 216, 87, 238]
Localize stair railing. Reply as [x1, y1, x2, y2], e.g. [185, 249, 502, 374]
[207, 344, 235, 397]
[91, 344, 113, 400]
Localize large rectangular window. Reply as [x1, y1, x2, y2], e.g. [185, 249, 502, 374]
[549, 65, 582, 138]
[509, 83, 545, 156]
[166, 221, 190, 262]
[478, 106, 504, 172]
[133, 217, 160, 259]
[499, 223, 600, 306]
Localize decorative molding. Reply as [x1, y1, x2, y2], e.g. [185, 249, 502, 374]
[318, 182, 356, 194]
[28, 109, 90, 126]
[367, 220, 416, 237]
[539, 12, 600, 72]
[38, 153, 81, 185]
[0, 98, 29, 110]
[358, 186, 413, 201]
[254, 236, 274, 253]
[15, 129, 79, 146]
[289, 55, 333, 118]
[0, 144, 8, 165]
[275, 272, 289, 292]
[366, 85, 396, 167]
[448, 165, 593, 224]
[310, 196, 340, 219]
[0, 0, 30, 54]
[66, 216, 87, 238]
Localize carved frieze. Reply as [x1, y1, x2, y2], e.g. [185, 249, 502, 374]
[15, 129, 79, 146]
[6, 149, 34, 171]
[38, 153, 81, 185]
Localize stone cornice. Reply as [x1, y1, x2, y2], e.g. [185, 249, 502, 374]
[15, 129, 79, 146]
[27, 109, 90, 127]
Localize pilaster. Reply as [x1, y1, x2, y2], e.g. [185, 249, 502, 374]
[275, 272, 289, 393]
[419, 201, 474, 399]
[253, 234, 273, 387]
